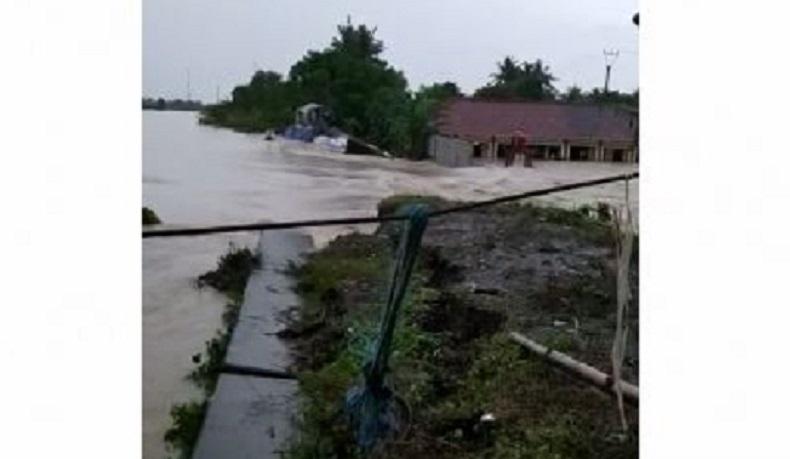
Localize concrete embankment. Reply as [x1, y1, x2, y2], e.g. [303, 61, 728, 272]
[194, 230, 313, 458]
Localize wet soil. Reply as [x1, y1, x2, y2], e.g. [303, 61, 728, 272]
[283, 197, 639, 458]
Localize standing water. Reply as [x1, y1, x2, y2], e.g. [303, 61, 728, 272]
[143, 111, 637, 458]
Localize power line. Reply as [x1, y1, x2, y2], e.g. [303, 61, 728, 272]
[142, 172, 638, 238]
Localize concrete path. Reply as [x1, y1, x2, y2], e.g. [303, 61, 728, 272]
[194, 230, 313, 459]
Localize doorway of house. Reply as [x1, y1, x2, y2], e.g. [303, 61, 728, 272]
[570, 146, 593, 161]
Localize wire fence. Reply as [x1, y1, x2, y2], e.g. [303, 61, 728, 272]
[142, 172, 638, 238]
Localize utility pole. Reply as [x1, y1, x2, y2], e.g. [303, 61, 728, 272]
[603, 49, 619, 94]
[186, 69, 192, 101]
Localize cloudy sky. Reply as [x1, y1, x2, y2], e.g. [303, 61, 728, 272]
[143, 0, 638, 102]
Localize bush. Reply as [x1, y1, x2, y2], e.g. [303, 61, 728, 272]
[142, 207, 161, 225]
[164, 400, 208, 459]
[196, 244, 259, 297]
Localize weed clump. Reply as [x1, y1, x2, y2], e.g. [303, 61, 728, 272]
[197, 244, 258, 298]
[143, 206, 161, 225]
[164, 400, 207, 459]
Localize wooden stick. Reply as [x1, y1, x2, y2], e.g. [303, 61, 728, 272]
[509, 332, 639, 406]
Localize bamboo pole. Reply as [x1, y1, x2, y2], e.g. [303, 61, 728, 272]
[509, 332, 639, 406]
[611, 181, 635, 430]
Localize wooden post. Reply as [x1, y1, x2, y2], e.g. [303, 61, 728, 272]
[509, 332, 639, 406]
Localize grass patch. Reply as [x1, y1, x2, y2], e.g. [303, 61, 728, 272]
[197, 245, 258, 298]
[163, 400, 207, 459]
[284, 233, 442, 458]
[284, 196, 638, 458]
[164, 244, 259, 458]
[143, 206, 161, 225]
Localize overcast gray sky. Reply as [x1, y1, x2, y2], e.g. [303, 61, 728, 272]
[143, 0, 638, 102]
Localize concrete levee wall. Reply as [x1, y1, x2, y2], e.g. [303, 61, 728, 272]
[193, 230, 313, 459]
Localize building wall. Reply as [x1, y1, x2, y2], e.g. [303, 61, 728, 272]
[430, 135, 637, 165]
[429, 135, 474, 168]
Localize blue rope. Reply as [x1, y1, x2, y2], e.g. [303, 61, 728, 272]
[345, 205, 429, 451]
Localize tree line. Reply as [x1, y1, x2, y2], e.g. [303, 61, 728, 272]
[143, 98, 203, 111]
[200, 20, 637, 158]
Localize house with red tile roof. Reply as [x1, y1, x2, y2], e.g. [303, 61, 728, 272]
[428, 98, 638, 166]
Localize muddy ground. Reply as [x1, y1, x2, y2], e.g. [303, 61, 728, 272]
[281, 196, 638, 458]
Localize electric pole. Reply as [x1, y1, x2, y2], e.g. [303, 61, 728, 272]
[186, 69, 192, 101]
[603, 49, 619, 95]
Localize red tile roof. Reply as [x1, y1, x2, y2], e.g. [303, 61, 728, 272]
[435, 98, 636, 144]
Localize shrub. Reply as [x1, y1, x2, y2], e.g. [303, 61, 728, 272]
[143, 207, 161, 225]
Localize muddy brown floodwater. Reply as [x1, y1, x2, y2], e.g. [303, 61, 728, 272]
[142, 111, 638, 458]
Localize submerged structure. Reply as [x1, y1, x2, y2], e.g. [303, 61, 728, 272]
[429, 98, 639, 167]
[284, 102, 384, 156]
[283, 103, 333, 141]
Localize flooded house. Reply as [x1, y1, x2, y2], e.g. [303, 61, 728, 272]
[428, 98, 639, 167]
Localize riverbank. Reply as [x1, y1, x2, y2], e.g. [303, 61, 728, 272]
[198, 106, 276, 134]
[164, 244, 259, 458]
[192, 230, 313, 459]
[143, 111, 637, 458]
[282, 196, 638, 458]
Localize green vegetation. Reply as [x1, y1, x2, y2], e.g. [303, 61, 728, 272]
[143, 98, 203, 111]
[163, 401, 207, 459]
[164, 244, 259, 459]
[186, 297, 241, 395]
[201, 20, 636, 157]
[142, 206, 161, 225]
[474, 56, 638, 107]
[561, 86, 639, 107]
[283, 199, 638, 458]
[475, 57, 558, 101]
[200, 70, 296, 132]
[196, 246, 257, 298]
[285, 234, 437, 458]
[200, 20, 457, 158]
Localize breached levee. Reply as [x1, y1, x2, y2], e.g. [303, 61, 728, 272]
[193, 230, 313, 459]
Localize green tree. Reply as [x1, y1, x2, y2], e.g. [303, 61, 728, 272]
[331, 20, 384, 57]
[561, 85, 585, 103]
[475, 57, 558, 100]
[585, 88, 639, 107]
[288, 20, 412, 152]
[559, 87, 638, 107]
[199, 19, 462, 158]
[200, 69, 297, 131]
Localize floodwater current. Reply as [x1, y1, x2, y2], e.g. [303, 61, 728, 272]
[142, 110, 638, 458]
